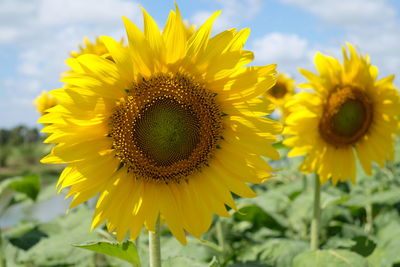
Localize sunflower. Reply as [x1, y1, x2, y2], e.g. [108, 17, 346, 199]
[266, 73, 295, 106]
[34, 91, 58, 115]
[284, 43, 400, 185]
[70, 37, 113, 58]
[39, 6, 281, 244]
[265, 73, 295, 121]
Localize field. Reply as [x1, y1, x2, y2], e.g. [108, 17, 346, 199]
[1, 126, 400, 267]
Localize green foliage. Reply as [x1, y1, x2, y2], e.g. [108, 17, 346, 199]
[350, 236, 376, 257]
[0, 126, 41, 146]
[9, 226, 48, 251]
[162, 256, 210, 267]
[1, 133, 400, 266]
[293, 250, 368, 267]
[7, 174, 40, 201]
[74, 241, 141, 266]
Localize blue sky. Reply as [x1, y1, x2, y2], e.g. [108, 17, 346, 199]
[1, 0, 399, 128]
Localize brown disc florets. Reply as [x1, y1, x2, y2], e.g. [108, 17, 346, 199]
[109, 73, 223, 183]
[319, 86, 373, 147]
[268, 81, 288, 99]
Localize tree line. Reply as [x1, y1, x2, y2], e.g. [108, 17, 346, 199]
[0, 125, 42, 146]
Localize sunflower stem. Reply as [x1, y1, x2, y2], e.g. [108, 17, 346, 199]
[310, 174, 321, 251]
[149, 216, 161, 267]
[365, 203, 373, 234]
[0, 230, 5, 267]
[216, 219, 226, 253]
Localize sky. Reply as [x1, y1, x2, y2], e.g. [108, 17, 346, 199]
[0, 0, 399, 128]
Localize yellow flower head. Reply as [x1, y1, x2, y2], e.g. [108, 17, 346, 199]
[183, 20, 196, 37]
[39, 5, 281, 244]
[34, 91, 58, 115]
[284, 43, 400, 185]
[266, 73, 295, 106]
[265, 73, 295, 120]
[70, 37, 111, 58]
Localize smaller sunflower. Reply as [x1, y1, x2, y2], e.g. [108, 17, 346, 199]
[183, 20, 196, 37]
[265, 73, 295, 119]
[70, 37, 114, 58]
[34, 91, 58, 115]
[284, 43, 400, 184]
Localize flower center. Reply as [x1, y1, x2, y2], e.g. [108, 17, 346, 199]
[319, 86, 373, 146]
[133, 98, 200, 166]
[268, 82, 287, 99]
[109, 74, 223, 183]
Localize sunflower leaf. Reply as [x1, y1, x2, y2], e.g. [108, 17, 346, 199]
[7, 174, 40, 201]
[293, 249, 368, 267]
[74, 241, 140, 266]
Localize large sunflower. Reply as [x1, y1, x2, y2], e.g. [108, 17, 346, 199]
[39, 6, 281, 244]
[284, 43, 400, 185]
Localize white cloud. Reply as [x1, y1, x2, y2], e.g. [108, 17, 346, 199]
[277, 0, 400, 81]
[191, 0, 262, 32]
[0, 27, 19, 43]
[251, 32, 314, 75]
[346, 26, 400, 79]
[36, 0, 140, 26]
[0, 0, 141, 44]
[0, 0, 142, 127]
[278, 0, 395, 29]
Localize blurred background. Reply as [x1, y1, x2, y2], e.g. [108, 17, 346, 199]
[1, 0, 400, 266]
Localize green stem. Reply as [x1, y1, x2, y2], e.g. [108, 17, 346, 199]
[0, 243, 5, 265]
[149, 216, 161, 267]
[190, 238, 222, 252]
[310, 174, 321, 251]
[365, 203, 373, 234]
[216, 219, 226, 253]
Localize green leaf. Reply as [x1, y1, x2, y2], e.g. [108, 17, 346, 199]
[161, 236, 212, 262]
[258, 239, 309, 267]
[74, 241, 140, 266]
[350, 236, 376, 257]
[234, 205, 286, 232]
[19, 206, 108, 266]
[8, 226, 48, 251]
[368, 220, 400, 266]
[208, 256, 221, 267]
[8, 174, 40, 201]
[162, 256, 209, 267]
[369, 189, 400, 205]
[293, 250, 368, 267]
[228, 263, 273, 267]
[324, 236, 356, 250]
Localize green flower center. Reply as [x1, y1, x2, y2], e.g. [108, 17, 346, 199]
[332, 99, 366, 137]
[133, 99, 200, 166]
[319, 86, 373, 146]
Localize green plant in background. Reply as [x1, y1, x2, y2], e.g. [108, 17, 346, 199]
[0, 174, 41, 265]
[1, 139, 400, 266]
